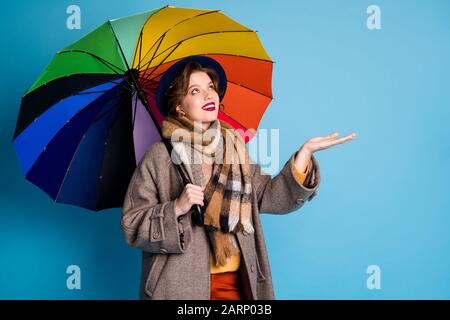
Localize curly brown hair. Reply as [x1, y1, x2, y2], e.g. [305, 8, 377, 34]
[163, 60, 225, 117]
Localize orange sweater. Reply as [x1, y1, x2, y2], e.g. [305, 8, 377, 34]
[210, 159, 311, 273]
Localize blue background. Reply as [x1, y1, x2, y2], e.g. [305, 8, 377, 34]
[1, 0, 449, 299]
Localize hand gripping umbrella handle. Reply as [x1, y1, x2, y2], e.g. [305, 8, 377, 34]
[162, 138, 204, 226]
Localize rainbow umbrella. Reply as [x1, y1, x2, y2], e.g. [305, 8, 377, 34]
[11, 5, 274, 211]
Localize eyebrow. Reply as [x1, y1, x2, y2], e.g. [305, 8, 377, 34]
[188, 81, 213, 90]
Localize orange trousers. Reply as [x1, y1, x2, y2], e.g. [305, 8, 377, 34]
[210, 271, 243, 300]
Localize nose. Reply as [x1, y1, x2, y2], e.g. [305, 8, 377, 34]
[204, 91, 212, 99]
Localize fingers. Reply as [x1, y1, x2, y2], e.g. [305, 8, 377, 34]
[185, 184, 204, 206]
[309, 131, 339, 142]
[189, 194, 204, 206]
[185, 184, 204, 193]
[333, 132, 356, 144]
[315, 132, 356, 149]
[186, 183, 203, 191]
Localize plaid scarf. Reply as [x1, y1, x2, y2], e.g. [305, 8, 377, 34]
[161, 114, 254, 266]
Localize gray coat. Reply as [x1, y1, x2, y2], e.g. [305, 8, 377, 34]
[121, 141, 320, 300]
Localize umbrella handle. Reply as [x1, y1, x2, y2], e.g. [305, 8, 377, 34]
[162, 138, 205, 226]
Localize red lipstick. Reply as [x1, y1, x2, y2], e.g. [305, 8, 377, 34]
[202, 102, 215, 111]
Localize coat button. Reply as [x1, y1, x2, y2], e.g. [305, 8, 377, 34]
[153, 231, 160, 239]
[160, 248, 168, 254]
[250, 264, 255, 273]
[296, 198, 305, 204]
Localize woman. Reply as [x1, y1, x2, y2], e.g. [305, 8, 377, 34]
[121, 55, 356, 300]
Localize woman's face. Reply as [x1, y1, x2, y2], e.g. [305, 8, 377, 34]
[177, 71, 220, 129]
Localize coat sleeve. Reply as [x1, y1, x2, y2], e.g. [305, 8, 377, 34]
[252, 150, 321, 214]
[120, 147, 192, 254]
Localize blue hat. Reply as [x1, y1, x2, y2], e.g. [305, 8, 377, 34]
[156, 55, 227, 116]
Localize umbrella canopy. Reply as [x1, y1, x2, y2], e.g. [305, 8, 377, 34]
[11, 5, 274, 211]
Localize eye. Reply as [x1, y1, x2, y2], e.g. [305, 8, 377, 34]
[191, 85, 215, 95]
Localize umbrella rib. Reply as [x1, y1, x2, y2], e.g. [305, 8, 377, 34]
[54, 91, 123, 203]
[23, 74, 131, 99]
[132, 92, 139, 129]
[91, 99, 121, 125]
[59, 50, 126, 75]
[142, 52, 274, 86]
[93, 92, 136, 210]
[150, 30, 255, 63]
[107, 79, 133, 92]
[140, 62, 273, 99]
[138, 77, 159, 87]
[227, 80, 273, 100]
[70, 79, 131, 94]
[135, 11, 269, 98]
[138, 10, 221, 66]
[138, 29, 256, 83]
[76, 89, 119, 95]
[69, 79, 132, 95]
[132, 4, 171, 66]
[129, 4, 170, 69]
[58, 50, 132, 90]
[108, 19, 163, 140]
[144, 52, 274, 82]
[139, 42, 182, 86]
[137, 31, 143, 70]
[138, 33, 166, 81]
[22, 79, 130, 144]
[131, 30, 142, 70]
[129, 31, 161, 91]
